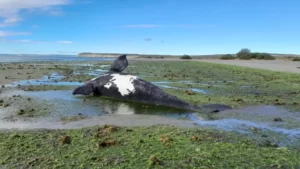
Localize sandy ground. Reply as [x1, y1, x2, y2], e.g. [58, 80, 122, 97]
[0, 114, 197, 131]
[197, 59, 300, 74]
[128, 58, 300, 73]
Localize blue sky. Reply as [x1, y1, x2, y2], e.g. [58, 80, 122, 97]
[0, 0, 299, 55]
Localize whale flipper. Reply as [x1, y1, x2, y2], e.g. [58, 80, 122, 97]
[72, 83, 94, 95]
[109, 54, 128, 73]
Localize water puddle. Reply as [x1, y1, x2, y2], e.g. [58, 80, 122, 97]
[9, 90, 190, 118]
[0, 55, 115, 63]
[73, 69, 108, 76]
[190, 105, 300, 147]
[154, 83, 208, 94]
[2, 72, 209, 94]
[2, 73, 83, 88]
[73, 63, 95, 67]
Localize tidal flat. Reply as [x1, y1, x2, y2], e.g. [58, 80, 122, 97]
[1, 59, 300, 168]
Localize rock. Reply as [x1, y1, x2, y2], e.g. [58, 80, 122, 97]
[17, 109, 25, 115]
[2, 103, 9, 108]
[185, 90, 195, 95]
[250, 127, 260, 133]
[273, 118, 283, 122]
[60, 136, 72, 145]
[259, 140, 279, 148]
[200, 104, 233, 113]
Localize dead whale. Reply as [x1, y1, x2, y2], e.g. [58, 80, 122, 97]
[72, 55, 232, 113]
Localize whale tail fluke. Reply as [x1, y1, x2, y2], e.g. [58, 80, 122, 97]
[72, 83, 94, 95]
[109, 54, 128, 73]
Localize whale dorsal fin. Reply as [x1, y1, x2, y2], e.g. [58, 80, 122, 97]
[108, 54, 128, 73]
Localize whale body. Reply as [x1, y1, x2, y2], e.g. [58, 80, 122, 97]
[72, 55, 232, 113]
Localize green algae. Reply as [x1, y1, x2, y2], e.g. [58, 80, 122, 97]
[0, 125, 299, 169]
[0, 95, 53, 118]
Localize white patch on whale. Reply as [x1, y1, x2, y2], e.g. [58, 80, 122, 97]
[90, 77, 98, 81]
[104, 74, 138, 96]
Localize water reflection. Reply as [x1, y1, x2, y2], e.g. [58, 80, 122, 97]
[12, 90, 190, 117]
[4, 73, 83, 88]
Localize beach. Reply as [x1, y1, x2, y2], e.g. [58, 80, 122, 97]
[1, 56, 300, 168]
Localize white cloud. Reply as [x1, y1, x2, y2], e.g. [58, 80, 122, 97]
[11, 39, 48, 43]
[5, 39, 72, 44]
[56, 40, 72, 44]
[0, 0, 70, 27]
[0, 30, 31, 37]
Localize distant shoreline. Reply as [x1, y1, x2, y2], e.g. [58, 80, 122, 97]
[77, 52, 300, 74]
[78, 53, 224, 59]
[78, 52, 300, 59]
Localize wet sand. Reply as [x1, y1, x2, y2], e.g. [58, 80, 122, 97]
[0, 114, 197, 131]
[0, 63, 56, 84]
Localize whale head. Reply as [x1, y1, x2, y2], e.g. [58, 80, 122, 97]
[72, 83, 96, 95]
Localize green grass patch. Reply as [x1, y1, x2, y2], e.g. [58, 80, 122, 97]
[292, 58, 300, 61]
[220, 54, 236, 60]
[1, 125, 299, 169]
